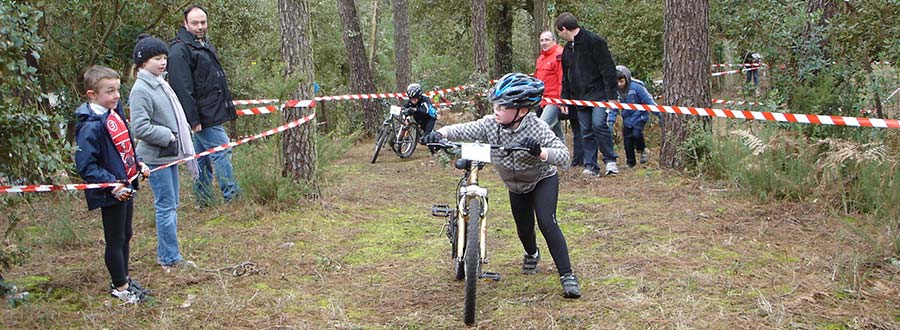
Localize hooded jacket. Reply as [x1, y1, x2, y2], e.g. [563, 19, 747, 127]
[168, 27, 236, 128]
[440, 113, 569, 194]
[74, 102, 141, 210]
[560, 29, 618, 102]
[534, 43, 563, 107]
[612, 66, 656, 128]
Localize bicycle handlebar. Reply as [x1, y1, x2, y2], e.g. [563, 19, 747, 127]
[426, 140, 529, 157]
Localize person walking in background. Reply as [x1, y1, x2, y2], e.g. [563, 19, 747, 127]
[168, 5, 240, 206]
[129, 34, 198, 273]
[612, 65, 656, 168]
[74, 65, 152, 304]
[556, 12, 619, 176]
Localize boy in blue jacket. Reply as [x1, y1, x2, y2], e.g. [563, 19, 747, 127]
[74, 65, 152, 304]
[610, 65, 656, 167]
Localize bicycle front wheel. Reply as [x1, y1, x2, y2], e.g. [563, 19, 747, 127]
[371, 123, 390, 163]
[463, 198, 482, 325]
[393, 124, 419, 158]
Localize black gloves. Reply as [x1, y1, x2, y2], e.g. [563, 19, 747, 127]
[422, 131, 444, 144]
[402, 107, 415, 116]
[519, 137, 542, 157]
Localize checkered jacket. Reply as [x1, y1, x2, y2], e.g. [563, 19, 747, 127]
[441, 112, 569, 193]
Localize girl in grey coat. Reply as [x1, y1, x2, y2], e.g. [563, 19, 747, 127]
[129, 34, 197, 273]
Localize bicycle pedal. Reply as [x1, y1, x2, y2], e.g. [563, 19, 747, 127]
[431, 204, 452, 217]
[480, 271, 501, 281]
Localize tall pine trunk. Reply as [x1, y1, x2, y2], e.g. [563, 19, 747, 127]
[392, 0, 411, 92]
[278, 0, 318, 191]
[531, 0, 547, 58]
[337, 0, 379, 133]
[472, 0, 489, 115]
[492, 0, 513, 79]
[660, 0, 711, 170]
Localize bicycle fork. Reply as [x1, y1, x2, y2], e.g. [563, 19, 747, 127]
[458, 186, 500, 282]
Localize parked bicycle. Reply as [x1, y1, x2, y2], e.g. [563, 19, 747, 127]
[429, 140, 529, 326]
[371, 99, 422, 163]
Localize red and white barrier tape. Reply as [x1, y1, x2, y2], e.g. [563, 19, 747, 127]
[150, 112, 316, 173]
[711, 69, 745, 77]
[0, 183, 122, 194]
[233, 99, 280, 106]
[710, 99, 761, 106]
[3, 101, 317, 194]
[545, 98, 900, 129]
[236, 105, 281, 116]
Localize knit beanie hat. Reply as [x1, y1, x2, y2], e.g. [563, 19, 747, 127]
[133, 34, 168, 67]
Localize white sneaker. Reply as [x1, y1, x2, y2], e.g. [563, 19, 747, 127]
[110, 286, 140, 304]
[605, 162, 619, 176]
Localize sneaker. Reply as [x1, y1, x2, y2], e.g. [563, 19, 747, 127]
[560, 273, 582, 299]
[162, 259, 197, 274]
[640, 150, 648, 164]
[582, 167, 599, 176]
[605, 162, 619, 176]
[127, 277, 152, 296]
[109, 284, 143, 304]
[522, 250, 540, 275]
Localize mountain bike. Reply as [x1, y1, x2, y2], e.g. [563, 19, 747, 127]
[429, 140, 529, 325]
[371, 100, 422, 163]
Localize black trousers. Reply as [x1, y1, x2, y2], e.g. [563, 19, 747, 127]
[507, 174, 573, 276]
[101, 200, 133, 287]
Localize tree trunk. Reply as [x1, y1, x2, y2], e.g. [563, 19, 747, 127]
[337, 0, 380, 133]
[279, 0, 318, 190]
[392, 0, 411, 92]
[531, 0, 547, 58]
[472, 0, 489, 115]
[492, 0, 513, 79]
[368, 0, 379, 66]
[660, 0, 711, 170]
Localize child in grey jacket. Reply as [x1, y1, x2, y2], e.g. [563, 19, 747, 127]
[129, 34, 197, 273]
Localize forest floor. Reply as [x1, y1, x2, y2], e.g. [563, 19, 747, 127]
[3, 116, 899, 329]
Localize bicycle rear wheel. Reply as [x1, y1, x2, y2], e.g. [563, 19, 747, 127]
[463, 199, 482, 325]
[371, 123, 390, 163]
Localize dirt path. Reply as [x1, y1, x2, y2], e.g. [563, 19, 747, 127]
[3, 138, 899, 329]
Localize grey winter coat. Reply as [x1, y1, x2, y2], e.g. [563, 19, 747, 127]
[129, 70, 186, 165]
[441, 112, 569, 194]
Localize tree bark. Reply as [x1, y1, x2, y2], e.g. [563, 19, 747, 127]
[472, 0, 489, 115]
[337, 0, 380, 133]
[392, 0, 411, 92]
[492, 0, 513, 79]
[660, 0, 711, 170]
[368, 0, 379, 66]
[279, 0, 318, 190]
[531, 0, 547, 58]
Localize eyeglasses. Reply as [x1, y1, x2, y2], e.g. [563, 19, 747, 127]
[540, 38, 554, 41]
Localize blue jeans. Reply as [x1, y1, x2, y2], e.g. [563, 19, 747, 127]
[539, 104, 565, 142]
[192, 125, 240, 204]
[148, 165, 183, 266]
[576, 106, 617, 171]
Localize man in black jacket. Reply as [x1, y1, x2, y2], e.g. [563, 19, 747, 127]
[168, 5, 240, 205]
[555, 13, 619, 176]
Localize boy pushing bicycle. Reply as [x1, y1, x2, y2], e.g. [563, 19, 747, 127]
[422, 73, 581, 298]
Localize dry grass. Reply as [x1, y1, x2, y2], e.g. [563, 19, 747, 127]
[2, 132, 899, 329]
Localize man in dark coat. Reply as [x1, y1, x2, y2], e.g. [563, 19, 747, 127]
[556, 12, 619, 177]
[168, 5, 240, 205]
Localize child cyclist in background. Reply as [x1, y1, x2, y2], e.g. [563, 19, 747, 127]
[610, 65, 656, 168]
[402, 83, 438, 136]
[74, 65, 152, 304]
[422, 73, 582, 298]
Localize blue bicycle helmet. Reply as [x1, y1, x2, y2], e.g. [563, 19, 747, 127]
[488, 73, 545, 108]
[407, 83, 423, 98]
